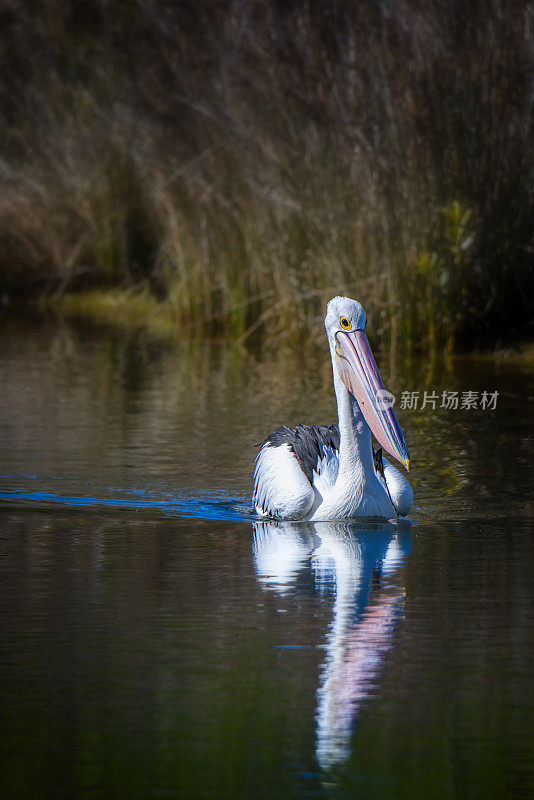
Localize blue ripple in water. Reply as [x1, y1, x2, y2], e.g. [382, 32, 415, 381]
[0, 487, 252, 522]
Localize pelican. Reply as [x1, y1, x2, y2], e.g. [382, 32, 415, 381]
[253, 296, 413, 520]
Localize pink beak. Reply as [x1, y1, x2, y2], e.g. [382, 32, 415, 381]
[335, 330, 411, 470]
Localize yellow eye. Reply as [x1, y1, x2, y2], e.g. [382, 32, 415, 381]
[339, 316, 351, 330]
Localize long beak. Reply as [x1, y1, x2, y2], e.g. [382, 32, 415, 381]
[335, 330, 411, 470]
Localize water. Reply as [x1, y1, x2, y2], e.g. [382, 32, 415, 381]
[0, 316, 533, 799]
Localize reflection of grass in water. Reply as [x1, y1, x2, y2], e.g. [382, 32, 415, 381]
[1, 316, 527, 522]
[44, 287, 534, 373]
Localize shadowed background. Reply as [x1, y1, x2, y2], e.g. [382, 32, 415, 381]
[0, 0, 532, 353]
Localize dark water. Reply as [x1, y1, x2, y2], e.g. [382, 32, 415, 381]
[0, 317, 533, 799]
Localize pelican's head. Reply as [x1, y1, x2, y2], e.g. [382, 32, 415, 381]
[325, 296, 411, 471]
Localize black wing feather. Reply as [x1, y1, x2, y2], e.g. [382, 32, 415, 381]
[257, 423, 340, 484]
[257, 423, 383, 486]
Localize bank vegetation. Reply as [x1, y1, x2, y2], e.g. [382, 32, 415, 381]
[0, 1, 532, 353]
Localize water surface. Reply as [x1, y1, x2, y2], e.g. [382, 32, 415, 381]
[0, 317, 533, 799]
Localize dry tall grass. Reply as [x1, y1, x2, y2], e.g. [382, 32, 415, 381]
[0, 0, 532, 352]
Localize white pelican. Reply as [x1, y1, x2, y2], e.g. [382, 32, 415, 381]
[253, 297, 413, 520]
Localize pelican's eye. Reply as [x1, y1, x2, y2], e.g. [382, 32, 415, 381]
[339, 316, 351, 331]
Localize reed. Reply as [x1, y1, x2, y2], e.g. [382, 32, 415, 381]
[0, 0, 532, 354]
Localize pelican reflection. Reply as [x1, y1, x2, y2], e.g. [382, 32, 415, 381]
[252, 519, 412, 769]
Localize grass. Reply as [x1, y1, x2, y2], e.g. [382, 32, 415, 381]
[0, 1, 532, 355]
[44, 288, 177, 338]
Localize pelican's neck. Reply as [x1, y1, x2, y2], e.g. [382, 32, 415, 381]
[333, 367, 375, 481]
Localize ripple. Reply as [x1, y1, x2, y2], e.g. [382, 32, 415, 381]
[0, 485, 251, 522]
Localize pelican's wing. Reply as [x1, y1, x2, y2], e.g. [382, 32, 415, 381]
[253, 424, 339, 520]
